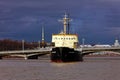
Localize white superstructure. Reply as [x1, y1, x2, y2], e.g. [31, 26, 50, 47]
[52, 34, 78, 48]
[52, 13, 79, 49]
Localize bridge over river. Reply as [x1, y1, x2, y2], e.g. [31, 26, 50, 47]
[76, 47, 120, 56]
[0, 48, 51, 60]
[0, 47, 120, 60]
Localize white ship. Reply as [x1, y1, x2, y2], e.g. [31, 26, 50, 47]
[51, 13, 83, 62]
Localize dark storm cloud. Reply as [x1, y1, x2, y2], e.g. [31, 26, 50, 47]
[0, 0, 120, 44]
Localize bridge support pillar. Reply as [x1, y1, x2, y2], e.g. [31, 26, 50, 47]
[24, 55, 28, 60]
[24, 57, 28, 60]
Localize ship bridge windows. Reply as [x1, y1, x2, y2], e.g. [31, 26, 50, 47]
[71, 37, 76, 40]
[53, 36, 77, 41]
[54, 37, 57, 40]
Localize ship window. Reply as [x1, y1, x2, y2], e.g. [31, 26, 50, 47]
[71, 38, 75, 40]
[61, 38, 63, 40]
[54, 37, 57, 40]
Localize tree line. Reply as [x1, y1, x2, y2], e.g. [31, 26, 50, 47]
[0, 39, 39, 51]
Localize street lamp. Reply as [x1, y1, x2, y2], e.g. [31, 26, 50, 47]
[38, 40, 40, 49]
[82, 38, 85, 47]
[22, 39, 24, 52]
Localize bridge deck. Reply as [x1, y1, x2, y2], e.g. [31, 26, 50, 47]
[0, 47, 120, 55]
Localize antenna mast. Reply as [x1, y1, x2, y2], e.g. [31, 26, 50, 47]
[59, 13, 72, 34]
[67, 13, 70, 34]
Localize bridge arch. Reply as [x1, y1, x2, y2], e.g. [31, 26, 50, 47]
[0, 52, 50, 60]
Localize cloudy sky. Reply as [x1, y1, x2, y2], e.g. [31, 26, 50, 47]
[0, 0, 120, 44]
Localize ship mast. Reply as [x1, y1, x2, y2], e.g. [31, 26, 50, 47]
[67, 13, 70, 34]
[59, 13, 72, 34]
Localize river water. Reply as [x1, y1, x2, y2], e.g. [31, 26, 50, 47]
[0, 57, 120, 80]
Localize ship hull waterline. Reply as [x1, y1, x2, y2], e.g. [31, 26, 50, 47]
[50, 47, 83, 62]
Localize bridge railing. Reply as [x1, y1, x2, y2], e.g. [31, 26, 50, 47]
[0, 48, 51, 54]
[76, 46, 120, 52]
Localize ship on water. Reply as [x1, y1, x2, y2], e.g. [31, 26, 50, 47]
[51, 13, 83, 62]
